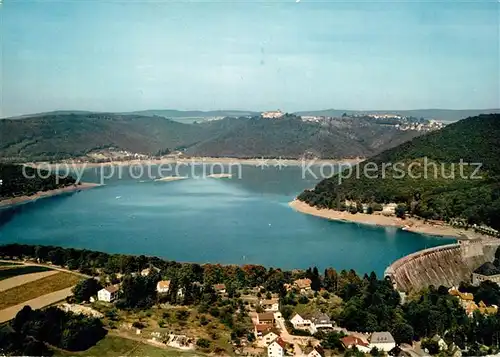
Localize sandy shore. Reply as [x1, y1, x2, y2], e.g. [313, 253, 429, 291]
[289, 199, 469, 239]
[0, 182, 100, 208]
[154, 176, 188, 182]
[30, 157, 364, 169]
[207, 173, 232, 178]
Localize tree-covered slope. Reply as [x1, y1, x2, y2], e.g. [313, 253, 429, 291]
[187, 115, 420, 159]
[0, 113, 210, 161]
[0, 164, 76, 200]
[0, 113, 423, 161]
[298, 114, 500, 229]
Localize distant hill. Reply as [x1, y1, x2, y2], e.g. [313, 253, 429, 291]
[186, 115, 421, 159]
[0, 112, 426, 162]
[298, 114, 500, 229]
[294, 109, 500, 122]
[127, 109, 260, 123]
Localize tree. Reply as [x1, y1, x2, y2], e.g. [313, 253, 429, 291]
[320, 331, 345, 350]
[395, 204, 407, 219]
[280, 305, 294, 320]
[72, 279, 102, 303]
[12, 305, 33, 333]
[391, 322, 414, 345]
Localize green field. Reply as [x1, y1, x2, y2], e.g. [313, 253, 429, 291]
[53, 335, 205, 357]
[0, 265, 52, 281]
[0, 272, 82, 310]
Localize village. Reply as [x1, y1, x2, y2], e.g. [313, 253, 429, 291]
[88, 269, 499, 357]
[1, 243, 500, 357]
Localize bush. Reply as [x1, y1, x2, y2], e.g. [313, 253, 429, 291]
[196, 338, 211, 349]
[209, 307, 220, 317]
[200, 315, 209, 326]
[421, 338, 440, 355]
[176, 309, 189, 321]
[298, 295, 309, 304]
[132, 321, 145, 329]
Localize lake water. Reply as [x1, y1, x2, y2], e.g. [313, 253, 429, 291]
[0, 164, 455, 275]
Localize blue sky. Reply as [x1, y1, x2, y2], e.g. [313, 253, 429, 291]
[1, 0, 499, 117]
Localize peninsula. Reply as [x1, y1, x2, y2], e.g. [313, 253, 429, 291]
[0, 163, 100, 208]
[294, 114, 500, 238]
[289, 199, 468, 238]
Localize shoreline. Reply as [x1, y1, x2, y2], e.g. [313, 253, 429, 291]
[28, 157, 364, 169]
[0, 182, 101, 208]
[289, 199, 471, 239]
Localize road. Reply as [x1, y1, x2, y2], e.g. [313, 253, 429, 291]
[275, 314, 315, 356]
[0, 259, 91, 279]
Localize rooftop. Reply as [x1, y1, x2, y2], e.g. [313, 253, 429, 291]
[104, 285, 119, 293]
[370, 331, 395, 344]
[157, 280, 171, 288]
[341, 335, 369, 348]
[258, 312, 275, 321]
[294, 278, 312, 289]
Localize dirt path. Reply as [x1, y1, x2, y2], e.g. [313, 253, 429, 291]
[0, 260, 91, 279]
[0, 270, 59, 292]
[0, 286, 74, 323]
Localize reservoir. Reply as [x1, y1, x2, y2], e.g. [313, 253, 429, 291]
[0, 164, 455, 275]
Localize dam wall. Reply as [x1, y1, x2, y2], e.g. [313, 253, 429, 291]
[385, 239, 500, 292]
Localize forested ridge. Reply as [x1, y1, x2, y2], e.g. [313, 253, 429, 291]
[0, 112, 421, 161]
[0, 163, 76, 200]
[298, 114, 500, 229]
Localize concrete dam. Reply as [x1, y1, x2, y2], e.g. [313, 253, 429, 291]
[385, 239, 500, 292]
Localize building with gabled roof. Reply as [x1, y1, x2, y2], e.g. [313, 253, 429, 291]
[156, 280, 171, 293]
[258, 312, 275, 325]
[370, 331, 396, 352]
[97, 284, 119, 302]
[267, 338, 286, 357]
[342, 335, 371, 353]
[213, 283, 226, 294]
[308, 346, 325, 357]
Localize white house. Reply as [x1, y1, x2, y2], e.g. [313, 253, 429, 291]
[303, 312, 333, 334]
[213, 283, 226, 294]
[369, 331, 396, 352]
[290, 313, 312, 330]
[260, 299, 280, 312]
[141, 266, 160, 276]
[267, 338, 286, 357]
[156, 280, 171, 293]
[97, 285, 119, 302]
[177, 287, 185, 299]
[259, 331, 279, 347]
[308, 346, 325, 357]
